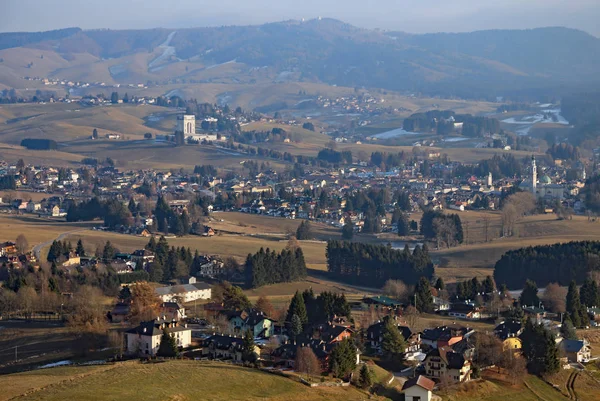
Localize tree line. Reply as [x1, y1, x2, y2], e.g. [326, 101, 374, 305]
[326, 241, 434, 287]
[493, 241, 600, 289]
[420, 210, 463, 248]
[454, 154, 523, 178]
[317, 148, 353, 164]
[244, 246, 307, 288]
[20, 138, 58, 150]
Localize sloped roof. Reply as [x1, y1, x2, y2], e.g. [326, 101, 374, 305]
[426, 347, 467, 370]
[402, 375, 435, 392]
[561, 339, 585, 353]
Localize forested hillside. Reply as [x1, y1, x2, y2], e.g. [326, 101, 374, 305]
[493, 241, 600, 289]
[1, 20, 600, 98]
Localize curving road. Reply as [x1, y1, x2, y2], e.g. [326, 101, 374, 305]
[33, 229, 87, 261]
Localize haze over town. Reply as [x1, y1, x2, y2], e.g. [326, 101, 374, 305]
[1, 1, 600, 401]
[2, 0, 600, 36]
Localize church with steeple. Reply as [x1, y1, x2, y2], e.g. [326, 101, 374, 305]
[519, 155, 564, 199]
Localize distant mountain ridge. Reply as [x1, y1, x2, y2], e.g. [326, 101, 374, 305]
[1, 19, 599, 98]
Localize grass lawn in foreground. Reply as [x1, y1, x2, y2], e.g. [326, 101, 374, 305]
[14, 360, 372, 401]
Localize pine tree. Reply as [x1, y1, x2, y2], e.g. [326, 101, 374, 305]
[157, 330, 178, 357]
[146, 236, 157, 251]
[329, 339, 357, 378]
[242, 329, 257, 363]
[291, 314, 303, 339]
[397, 212, 409, 236]
[542, 329, 560, 374]
[566, 280, 588, 327]
[296, 220, 313, 240]
[149, 262, 164, 283]
[102, 241, 115, 261]
[435, 277, 445, 290]
[287, 291, 308, 325]
[520, 280, 540, 307]
[560, 316, 578, 340]
[414, 277, 433, 312]
[342, 220, 354, 240]
[76, 239, 86, 257]
[580, 278, 600, 308]
[381, 316, 407, 359]
[359, 364, 374, 389]
[128, 198, 136, 214]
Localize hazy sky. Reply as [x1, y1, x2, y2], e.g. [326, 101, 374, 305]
[2, 0, 599, 36]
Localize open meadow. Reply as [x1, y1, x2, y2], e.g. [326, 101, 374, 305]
[6, 360, 371, 401]
[432, 211, 600, 269]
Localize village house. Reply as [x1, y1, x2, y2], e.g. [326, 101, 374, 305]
[0, 241, 17, 256]
[421, 325, 471, 350]
[225, 309, 275, 338]
[202, 334, 260, 362]
[494, 320, 523, 351]
[272, 338, 360, 372]
[424, 346, 472, 383]
[366, 319, 420, 353]
[160, 302, 186, 321]
[155, 279, 211, 303]
[125, 318, 191, 356]
[560, 339, 592, 363]
[446, 302, 482, 320]
[402, 375, 435, 401]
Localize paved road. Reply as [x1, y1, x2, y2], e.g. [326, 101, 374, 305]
[33, 229, 87, 260]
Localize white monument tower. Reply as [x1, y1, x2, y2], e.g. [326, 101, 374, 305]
[531, 155, 537, 193]
[176, 115, 196, 137]
[487, 172, 493, 187]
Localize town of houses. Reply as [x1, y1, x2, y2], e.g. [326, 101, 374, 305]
[0, 150, 598, 397]
[0, 148, 592, 236]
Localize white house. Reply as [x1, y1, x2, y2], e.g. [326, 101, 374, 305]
[125, 318, 191, 356]
[26, 202, 42, 212]
[402, 375, 435, 401]
[155, 282, 211, 303]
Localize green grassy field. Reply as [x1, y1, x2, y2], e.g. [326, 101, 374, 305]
[9, 360, 372, 401]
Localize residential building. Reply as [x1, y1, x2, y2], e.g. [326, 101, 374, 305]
[125, 319, 191, 356]
[424, 347, 471, 383]
[366, 320, 420, 353]
[560, 339, 592, 363]
[402, 375, 435, 401]
[421, 325, 470, 349]
[160, 302, 186, 321]
[447, 302, 482, 320]
[202, 334, 260, 362]
[155, 282, 211, 303]
[0, 241, 17, 256]
[226, 309, 275, 338]
[494, 320, 523, 351]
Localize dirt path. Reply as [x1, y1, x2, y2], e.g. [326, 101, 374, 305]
[32, 229, 87, 260]
[565, 370, 579, 400]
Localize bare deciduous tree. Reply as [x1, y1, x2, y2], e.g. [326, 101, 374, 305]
[382, 279, 412, 303]
[295, 346, 321, 378]
[482, 214, 492, 243]
[542, 282, 567, 314]
[107, 330, 125, 359]
[403, 305, 419, 330]
[15, 234, 29, 254]
[16, 286, 38, 319]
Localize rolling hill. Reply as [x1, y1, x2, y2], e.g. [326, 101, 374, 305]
[1, 20, 599, 99]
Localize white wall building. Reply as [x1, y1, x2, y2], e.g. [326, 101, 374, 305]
[125, 319, 191, 356]
[155, 282, 211, 303]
